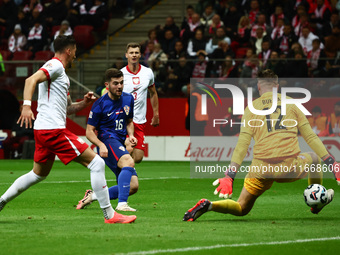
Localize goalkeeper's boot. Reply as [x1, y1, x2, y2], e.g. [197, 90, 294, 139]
[116, 203, 137, 212]
[105, 212, 136, 224]
[76, 189, 93, 210]
[311, 189, 334, 214]
[183, 199, 211, 221]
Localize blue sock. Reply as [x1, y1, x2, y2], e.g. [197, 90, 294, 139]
[108, 185, 118, 200]
[118, 167, 134, 203]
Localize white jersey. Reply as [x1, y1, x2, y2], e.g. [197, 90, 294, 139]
[121, 64, 154, 124]
[34, 58, 70, 130]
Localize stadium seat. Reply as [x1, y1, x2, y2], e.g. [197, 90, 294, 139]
[0, 50, 12, 60]
[73, 25, 95, 50]
[11, 51, 33, 77]
[51, 25, 61, 39]
[235, 47, 249, 59]
[34, 50, 54, 61]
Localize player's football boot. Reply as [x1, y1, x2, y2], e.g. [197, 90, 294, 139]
[115, 203, 137, 212]
[104, 212, 137, 224]
[311, 189, 334, 214]
[183, 199, 211, 221]
[76, 189, 93, 210]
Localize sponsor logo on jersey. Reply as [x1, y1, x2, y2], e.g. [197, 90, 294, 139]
[107, 112, 114, 116]
[45, 62, 53, 69]
[124, 105, 130, 115]
[119, 146, 125, 151]
[132, 77, 140, 85]
[115, 110, 124, 115]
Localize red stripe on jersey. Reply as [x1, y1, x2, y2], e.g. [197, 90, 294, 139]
[39, 68, 50, 80]
[52, 57, 65, 68]
[109, 144, 119, 161]
[126, 64, 141, 75]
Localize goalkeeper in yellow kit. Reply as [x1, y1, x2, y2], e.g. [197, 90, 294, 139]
[183, 69, 340, 221]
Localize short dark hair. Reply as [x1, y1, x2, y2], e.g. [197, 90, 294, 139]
[126, 42, 141, 52]
[257, 69, 278, 84]
[54, 35, 76, 53]
[105, 68, 123, 82]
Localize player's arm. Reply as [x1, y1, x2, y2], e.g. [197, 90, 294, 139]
[18, 69, 48, 128]
[86, 123, 108, 158]
[299, 122, 340, 184]
[148, 85, 159, 127]
[126, 118, 137, 147]
[67, 91, 96, 115]
[213, 132, 252, 198]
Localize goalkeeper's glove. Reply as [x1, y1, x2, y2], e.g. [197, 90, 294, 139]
[212, 168, 236, 199]
[324, 155, 340, 185]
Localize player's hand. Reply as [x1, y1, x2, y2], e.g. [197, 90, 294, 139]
[83, 91, 96, 105]
[98, 144, 108, 158]
[151, 115, 159, 127]
[213, 176, 233, 199]
[129, 136, 137, 147]
[17, 105, 35, 129]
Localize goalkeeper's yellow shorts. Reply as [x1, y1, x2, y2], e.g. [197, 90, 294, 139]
[244, 153, 313, 196]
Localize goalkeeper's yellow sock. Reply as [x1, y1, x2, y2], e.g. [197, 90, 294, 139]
[211, 199, 242, 216]
[308, 157, 323, 185]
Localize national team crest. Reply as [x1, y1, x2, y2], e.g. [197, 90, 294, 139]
[132, 77, 140, 85]
[119, 146, 125, 151]
[124, 105, 130, 115]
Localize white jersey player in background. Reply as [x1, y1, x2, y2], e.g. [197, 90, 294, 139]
[121, 42, 159, 163]
[0, 35, 136, 224]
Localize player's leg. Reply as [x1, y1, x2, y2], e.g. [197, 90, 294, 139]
[131, 148, 144, 164]
[0, 160, 53, 212]
[115, 154, 138, 211]
[131, 123, 146, 163]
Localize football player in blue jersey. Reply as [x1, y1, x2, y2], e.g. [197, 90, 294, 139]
[76, 68, 139, 211]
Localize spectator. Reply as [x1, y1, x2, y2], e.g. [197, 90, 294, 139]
[51, 20, 73, 51]
[292, 5, 306, 29]
[181, 5, 195, 29]
[307, 38, 327, 77]
[250, 26, 271, 54]
[83, 0, 108, 29]
[200, 4, 215, 28]
[180, 12, 204, 44]
[286, 51, 308, 78]
[294, 14, 309, 37]
[287, 42, 305, 58]
[167, 55, 193, 94]
[8, 24, 27, 53]
[26, 19, 47, 53]
[237, 16, 251, 45]
[14, 10, 29, 37]
[271, 18, 284, 41]
[324, 22, 340, 58]
[307, 106, 329, 136]
[205, 26, 230, 54]
[219, 55, 238, 78]
[270, 5, 285, 28]
[168, 40, 188, 68]
[298, 25, 323, 55]
[258, 40, 272, 69]
[192, 51, 208, 78]
[266, 50, 287, 77]
[67, 0, 92, 27]
[23, 0, 43, 15]
[250, 13, 269, 38]
[147, 43, 168, 68]
[330, 101, 340, 136]
[311, 0, 331, 30]
[248, 0, 260, 24]
[323, 11, 339, 38]
[222, 2, 242, 39]
[0, 0, 18, 37]
[207, 14, 224, 36]
[142, 41, 154, 66]
[156, 16, 180, 40]
[141, 29, 158, 55]
[160, 29, 178, 55]
[239, 48, 260, 79]
[187, 28, 206, 58]
[274, 23, 298, 55]
[44, 0, 68, 28]
[28, 6, 44, 29]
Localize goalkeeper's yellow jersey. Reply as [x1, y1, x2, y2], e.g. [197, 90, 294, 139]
[240, 92, 309, 160]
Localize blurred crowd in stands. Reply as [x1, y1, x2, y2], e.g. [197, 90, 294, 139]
[130, 0, 340, 97]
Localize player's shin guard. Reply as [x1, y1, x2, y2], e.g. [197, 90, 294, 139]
[211, 199, 243, 216]
[1, 170, 46, 203]
[88, 155, 114, 219]
[308, 157, 323, 185]
[118, 167, 134, 203]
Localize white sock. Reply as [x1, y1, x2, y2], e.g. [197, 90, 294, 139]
[87, 155, 114, 219]
[91, 192, 97, 201]
[1, 170, 46, 203]
[117, 202, 127, 207]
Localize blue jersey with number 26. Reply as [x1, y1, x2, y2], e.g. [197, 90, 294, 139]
[87, 92, 134, 143]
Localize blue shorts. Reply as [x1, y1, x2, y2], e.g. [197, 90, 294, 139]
[101, 138, 137, 178]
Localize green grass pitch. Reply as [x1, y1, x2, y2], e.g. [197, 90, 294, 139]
[0, 160, 339, 255]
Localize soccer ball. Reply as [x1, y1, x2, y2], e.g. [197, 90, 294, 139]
[303, 184, 328, 209]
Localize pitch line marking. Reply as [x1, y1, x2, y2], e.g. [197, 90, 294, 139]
[116, 236, 340, 255]
[0, 176, 189, 185]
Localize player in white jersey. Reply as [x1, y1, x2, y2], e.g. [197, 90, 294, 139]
[121, 42, 159, 163]
[0, 35, 136, 224]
